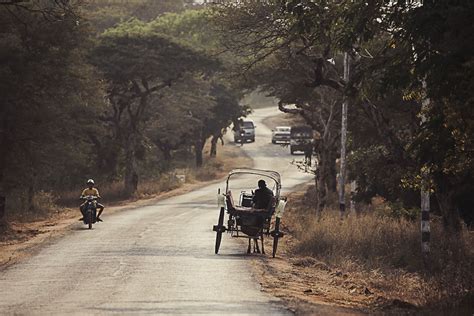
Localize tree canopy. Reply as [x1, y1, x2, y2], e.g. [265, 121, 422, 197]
[213, 0, 474, 228]
[0, 2, 249, 220]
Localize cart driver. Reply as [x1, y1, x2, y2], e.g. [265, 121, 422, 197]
[252, 179, 274, 209]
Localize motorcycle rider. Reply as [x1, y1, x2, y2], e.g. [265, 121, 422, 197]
[79, 179, 104, 222]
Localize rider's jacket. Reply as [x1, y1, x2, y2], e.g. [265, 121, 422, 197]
[81, 188, 100, 198]
[252, 187, 274, 209]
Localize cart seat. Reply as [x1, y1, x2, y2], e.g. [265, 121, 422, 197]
[226, 191, 272, 215]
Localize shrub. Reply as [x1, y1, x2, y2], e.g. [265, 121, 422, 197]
[32, 191, 59, 214]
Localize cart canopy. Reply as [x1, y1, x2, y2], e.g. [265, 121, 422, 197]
[226, 168, 281, 191]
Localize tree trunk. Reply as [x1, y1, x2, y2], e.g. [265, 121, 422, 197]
[436, 182, 462, 233]
[327, 150, 338, 193]
[124, 133, 139, 197]
[0, 174, 6, 223]
[195, 146, 203, 167]
[315, 145, 333, 215]
[162, 145, 172, 161]
[210, 135, 218, 158]
[195, 142, 204, 168]
[28, 184, 34, 212]
[315, 168, 327, 216]
[0, 107, 11, 223]
[195, 136, 206, 168]
[0, 195, 5, 224]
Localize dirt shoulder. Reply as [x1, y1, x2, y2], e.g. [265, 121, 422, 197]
[250, 186, 370, 315]
[0, 142, 252, 270]
[250, 186, 474, 315]
[254, 112, 473, 315]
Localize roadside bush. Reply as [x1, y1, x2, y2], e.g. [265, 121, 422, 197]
[59, 181, 127, 206]
[295, 212, 422, 270]
[375, 200, 419, 221]
[4, 190, 60, 221]
[294, 210, 472, 273]
[284, 190, 474, 305]
[136, 173, 183, 198]
[32, 191, 59, 214]
[191, 160, 223, 181]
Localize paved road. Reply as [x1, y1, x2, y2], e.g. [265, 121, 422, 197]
[0, 107, 312, 315]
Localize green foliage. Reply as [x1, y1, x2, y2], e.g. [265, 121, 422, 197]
[0, 2, 107, 206]
[95, 19, 217, 83]
[375, 201, 420, 222]
[89, 7, 247, 193]
[83, 0, 189, 33]
[148, 9, 217, 50]
[0, 2, 247, 217]
[215, 0, 474, 228]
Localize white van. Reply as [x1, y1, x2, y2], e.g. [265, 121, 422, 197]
[271, 126, 291, 144]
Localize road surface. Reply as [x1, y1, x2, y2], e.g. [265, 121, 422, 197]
[0, 107, 312, 315]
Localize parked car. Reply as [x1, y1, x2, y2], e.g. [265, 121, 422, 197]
[271, 126, 291, 144]
[234, 120, 255, 143]
[290, 125, 313, 155]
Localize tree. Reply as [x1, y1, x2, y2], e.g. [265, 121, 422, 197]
[214, 0, 474, 230]
[146, 9, 250, 165]
[214, 1, 345, 213]
[91, 19, 218, 195]
[208, 82, 250, 158]
[147, 74, 216, 167]
[83, 0, 189, 33]
[0, 1, 106, 222]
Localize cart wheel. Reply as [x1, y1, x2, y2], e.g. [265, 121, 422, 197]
[272, 235, 279, 258]
[214, 207, 225, 254]
[271, 217, 282, 258]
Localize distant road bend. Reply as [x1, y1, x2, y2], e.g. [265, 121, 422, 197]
[0, 107, 312, 315]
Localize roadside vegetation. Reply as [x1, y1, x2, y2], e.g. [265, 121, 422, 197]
[0, 1, 251, 226]
[253, 185, 473, 313]
[214, 1, 474, 232]
[212, 1, 474, 311]
[287, 189, 473, 309]
[5, 141, 250, 224]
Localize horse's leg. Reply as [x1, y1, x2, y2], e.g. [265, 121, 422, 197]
[261, 234, 265, 255]
[247, 238, 251, 254]
[254, 238, 260, 253]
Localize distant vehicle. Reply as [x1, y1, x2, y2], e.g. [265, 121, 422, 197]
[290, 125, 313, 155]
[234, 120, 255, 143]
[271, 126, 291, 144]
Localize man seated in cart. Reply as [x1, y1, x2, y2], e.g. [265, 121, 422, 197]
[252, 179, 274, 209]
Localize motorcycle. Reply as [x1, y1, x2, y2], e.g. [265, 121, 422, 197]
[81, 195, 98, 229]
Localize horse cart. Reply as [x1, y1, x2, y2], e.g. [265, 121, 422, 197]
[213, 168, 287, 257]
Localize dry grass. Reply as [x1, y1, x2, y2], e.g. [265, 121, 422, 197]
[59, 181, 127, 206]
[295, 214, 421, 269]
[5, 191, 61, 222]
[282, 186, 474, 309]
[21, 140, 252, 217]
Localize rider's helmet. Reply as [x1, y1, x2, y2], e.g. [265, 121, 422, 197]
[86, 179, 95, 186]
[258, 179, 266, 188]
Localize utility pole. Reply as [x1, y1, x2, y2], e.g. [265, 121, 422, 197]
[339, 52, 350, 218]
